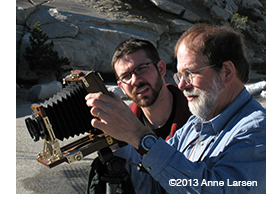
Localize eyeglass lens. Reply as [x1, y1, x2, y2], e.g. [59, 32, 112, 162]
[174, 70, 193, 85]
[119, 62, 156, 83]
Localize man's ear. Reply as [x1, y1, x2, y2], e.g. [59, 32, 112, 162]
[157, 60, 167, 77]
[118, 81, 126, 94]
[221, 61, 235, 84]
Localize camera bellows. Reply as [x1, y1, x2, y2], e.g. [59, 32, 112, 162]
[24, 71, 116, 168]
[41, 82, 102, 141]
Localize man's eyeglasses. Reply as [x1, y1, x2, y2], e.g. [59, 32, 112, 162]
[116, 61, 158, 84]
[173, 64, 215, 85]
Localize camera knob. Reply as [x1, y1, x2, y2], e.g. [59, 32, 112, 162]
[75, 154, 82, 161]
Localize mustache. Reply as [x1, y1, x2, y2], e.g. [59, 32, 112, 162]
[183, 88, 200, 97]
[132, 82, 150, 94]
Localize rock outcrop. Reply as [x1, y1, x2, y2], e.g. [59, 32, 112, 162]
[17, 0, 266, 84]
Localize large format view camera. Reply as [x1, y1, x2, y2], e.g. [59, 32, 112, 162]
[25, 70, 119, 168]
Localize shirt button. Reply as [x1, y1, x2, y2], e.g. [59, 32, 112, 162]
[200, 141, 204, 146]
[147, 166, 152, 171]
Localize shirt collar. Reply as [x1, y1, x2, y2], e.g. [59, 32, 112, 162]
[194, 88, 251, 135]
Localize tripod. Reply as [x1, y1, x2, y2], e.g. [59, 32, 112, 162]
[97, 147, 135, 194]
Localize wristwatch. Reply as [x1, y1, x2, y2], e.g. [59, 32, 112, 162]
[137, 133, 158, 156]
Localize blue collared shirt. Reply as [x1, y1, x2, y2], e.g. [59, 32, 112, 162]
[114, 88, 266, 193]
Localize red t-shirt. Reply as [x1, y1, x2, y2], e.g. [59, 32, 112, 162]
[129, 84, 191, 141]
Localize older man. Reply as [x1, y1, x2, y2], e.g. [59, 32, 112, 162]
[86, 24, 266, 193]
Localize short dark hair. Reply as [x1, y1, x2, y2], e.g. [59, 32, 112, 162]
[111, 38, 160, 74]
[175, 24, 250, 83]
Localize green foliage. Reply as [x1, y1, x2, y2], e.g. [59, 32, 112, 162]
[24, 22, 70, 72]
[230, 13, 248, 30]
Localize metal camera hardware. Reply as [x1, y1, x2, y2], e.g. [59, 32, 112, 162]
[25, 70, 118, 168]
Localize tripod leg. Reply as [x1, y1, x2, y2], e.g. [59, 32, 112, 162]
[106, 183, 124, 194]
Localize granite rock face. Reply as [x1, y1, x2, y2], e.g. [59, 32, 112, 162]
[16, 0, 266, 84]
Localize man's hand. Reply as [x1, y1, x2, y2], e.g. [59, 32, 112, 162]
[85, 92, 151, 149]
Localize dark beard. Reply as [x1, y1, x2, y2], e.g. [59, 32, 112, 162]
[129, 77, 163, 107]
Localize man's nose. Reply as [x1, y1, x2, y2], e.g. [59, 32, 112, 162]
[178, 76, 191, 91]
[131, 73, 141, 85]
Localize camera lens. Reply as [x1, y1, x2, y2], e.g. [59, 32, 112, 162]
[25, 118, 41, 142]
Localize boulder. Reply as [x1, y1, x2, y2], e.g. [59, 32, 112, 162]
[16, 5, 37, 25]
[225, 0, 238, 14]
[27, 81, 63, 101]
[182, 10, 201, 22]
[245, 81, 266, 95]
[168, 19, 193, 33]
[107, 85, 128, 100]
[242, 0, 263, 9]
[150, 0, 185, 15]
[210, 5, 231, 21]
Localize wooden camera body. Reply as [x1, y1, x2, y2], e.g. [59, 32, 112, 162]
[25, 70, 117, 168]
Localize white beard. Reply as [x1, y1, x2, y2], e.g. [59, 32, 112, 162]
[184, 76, 223, 120]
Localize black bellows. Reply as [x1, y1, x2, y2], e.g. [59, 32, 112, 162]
[40, 82, 102, 141]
